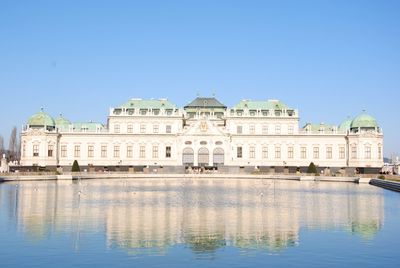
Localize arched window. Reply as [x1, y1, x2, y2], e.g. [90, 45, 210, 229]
[183, 147, 194, 166]
[198, 147, 209, 166]
[213, 148, 224, 166]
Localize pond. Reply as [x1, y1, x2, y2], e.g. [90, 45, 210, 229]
[0, 179, 399, 267]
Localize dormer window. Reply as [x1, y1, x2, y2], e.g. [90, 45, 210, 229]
[140, 109, 147, 115]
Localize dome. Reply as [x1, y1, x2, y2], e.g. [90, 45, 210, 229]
[55, 115, 71, 126]
[350, 112, 378, 129]
[27, 109, 55, 127]
[339, 117, 352, 132]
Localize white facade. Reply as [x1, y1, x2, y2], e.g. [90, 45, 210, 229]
[20, 97, 384, 170]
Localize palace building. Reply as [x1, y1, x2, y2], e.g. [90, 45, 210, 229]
[20, 97, 384, 173]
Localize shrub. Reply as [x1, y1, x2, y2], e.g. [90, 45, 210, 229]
[378, 175, 385, 180]
[307, 162, 318, 175]
[71, 160, 80, 172]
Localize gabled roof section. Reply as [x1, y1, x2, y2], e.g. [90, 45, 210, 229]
[184, 97, 227, 109]
[232, 99, 291, 110]
[118, 98, 177, 110]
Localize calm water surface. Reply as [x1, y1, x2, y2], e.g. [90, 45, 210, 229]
[0, 179, 399, 267]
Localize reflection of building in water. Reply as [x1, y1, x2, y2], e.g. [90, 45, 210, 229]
[3, 179, 384, 253]
[7, 181, 105, 245]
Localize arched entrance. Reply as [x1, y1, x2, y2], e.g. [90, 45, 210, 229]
[183, 147, 194, 166]
[213, 148, 224, 166]
[198, 147, 209, 166]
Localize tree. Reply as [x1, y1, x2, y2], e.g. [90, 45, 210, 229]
[8, 127, 17, 161]
[71, 160, 81, 172]
[0, 135, 3, 156]
[16, 138, 21, 161]
[307, 162, 318, 175]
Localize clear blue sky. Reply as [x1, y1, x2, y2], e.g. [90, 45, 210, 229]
[0, 0, 399, 157]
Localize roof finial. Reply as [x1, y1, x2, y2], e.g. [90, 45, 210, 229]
[40, 107, 44, 112]
[196, 91, 200, 97]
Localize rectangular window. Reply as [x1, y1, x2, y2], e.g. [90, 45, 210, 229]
[275, 125, 281, 135]
[275, 146, 281, 159]
[114, 145, 120, 158]
[114, 124, 120, 133]
[288, 146, 294, 159]
[378, 146, 382, 159]
[166, 146, 171, 158]
[351, 145, 357, 159]
[61, 145, 67, 158]
[101, 145, 107, 158]
[365, 146, 371, 159]
[262, 125, 268, 135]
[288, 125, 294, 135]
[74, 145, 80, 158]
[152, 145, 159, 158]
[140, 145, 146, 158]
[140, 124, 146, 134]
[237, 146, 243, 158]
[127, 145, 133, 158]
[166, 125, 172, 134]
[326, 147, 333, 159]
[301, 147, 307, 159]
[22, 144, 26, 157]
[249, 146, 255, 159]
[262, 146, 268, 159]
[153, 125, 159, 134]
[249, 125, 255, 135]
[313, 147, 319, 159]
[127, 124, 133, 133]
[48, 145, 54, 157]
[237, 126, 243, 134]
[33, 145, 39, 157]
[339, 146, 345, 159]
[88, 145, 94, 158]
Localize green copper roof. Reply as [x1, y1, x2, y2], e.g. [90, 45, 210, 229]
[303, 123, 336, 132]
[350, 112, 378, 129]
[184, 97, 226, 109]
[72, 122, 104, 132]
[55, 115, 71, 126]
[28, 110, 55, 127]
[339, 117, 353, 132]
[119, 98, 177, 110]
[232, 99, 290, 110]
[55, 115, 71, 132]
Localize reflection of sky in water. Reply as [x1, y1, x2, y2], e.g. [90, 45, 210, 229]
[0, 179, 399, 268]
